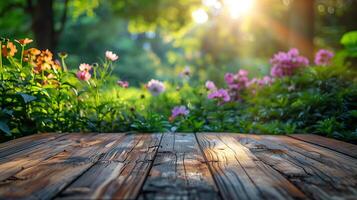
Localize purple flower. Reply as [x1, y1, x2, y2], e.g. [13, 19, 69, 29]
[224, 73, 235, 85]
[170, 106, 189, 120]
[205, 80, 217, 91]
[225, 70, 249, 90]
[146, 79, 165, 96]
[270, 48, 309, 77]
[117, 80, 129, 88]
[208, 89, 231, 103]
[314, 49, 334, 66]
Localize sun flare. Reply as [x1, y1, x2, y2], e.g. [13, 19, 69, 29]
[192, 8, 209, 24]
[224, 0, 255, 19]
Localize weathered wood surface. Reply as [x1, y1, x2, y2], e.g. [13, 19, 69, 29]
[196, 133, 305, 200]
[289, 134, 357, 159]
[140, 133, 220, 200]
[57, 133, 162, 200]
[0, 133, 356, 200]
[236, 134, 357, 200]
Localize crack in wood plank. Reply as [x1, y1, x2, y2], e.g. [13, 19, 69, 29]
[196, 133, 306, 200]
[139, 133, 221, 200]
[236, 134, 357, 200]
[56, 133, 162, 200]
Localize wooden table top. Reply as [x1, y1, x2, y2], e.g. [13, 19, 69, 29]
[0, 132, 357, 200]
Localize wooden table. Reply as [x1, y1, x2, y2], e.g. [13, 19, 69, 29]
[1, 132, 357, 200]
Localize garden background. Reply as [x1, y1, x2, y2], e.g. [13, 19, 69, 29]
[0, 0, 357, 142]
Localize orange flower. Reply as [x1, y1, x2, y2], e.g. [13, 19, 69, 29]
[15, 38, 33, 46]
[23, 48, 41, 63]
[28, 48, 41, 55]
[1, 42, 17, 57]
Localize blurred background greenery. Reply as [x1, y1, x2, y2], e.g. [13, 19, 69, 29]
[1, 0, 356, 86]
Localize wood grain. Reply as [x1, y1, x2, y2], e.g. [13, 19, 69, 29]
[236, 134, 357, 200]
[0, 133, 124, 200]
[1, 132, 357, 200]
[196, 133, 305, 200]
[0, 133, 87, 182]
[56, 133, 162, 200]
[139, 133, 221, 200]
[0, 133, 66, 158]
[289, 134, 357, 159]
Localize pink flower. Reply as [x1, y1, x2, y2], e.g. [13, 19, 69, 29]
[238, 69, 249, 77]
[170, 106, 189, 120]
[224, 73, 234, 85]
[79, 63, 92, 72]
[76, 71, 91, 81]
[105, 51, 119, 61]
[117, 80, 129, 88]
[314, 49, 334, 66]
[179, 66, 191, 78]
[147, 79, 165, 96]
[270, 48, 309, 77]
[225, 70, 249, 90]
[257, 76, 274, 86]
[208, 89, 230, 103]
[205, 80, 217, 91]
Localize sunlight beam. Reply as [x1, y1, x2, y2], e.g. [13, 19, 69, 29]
[224, 0, 255, 19]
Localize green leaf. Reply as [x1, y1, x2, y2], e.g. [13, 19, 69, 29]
[17, 93, 37, 103]
[341, 31, 357, 50]
[0, 121, 11, 136]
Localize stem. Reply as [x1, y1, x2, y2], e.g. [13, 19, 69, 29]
[20, 45, 24, 67]
[0, 41, 2, 69]
[0, 41, 2, 80]
[61, 57, 68, 72]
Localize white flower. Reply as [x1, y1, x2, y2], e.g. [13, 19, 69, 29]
[147, 79, 165, 96]
[105, 51, 119, 61]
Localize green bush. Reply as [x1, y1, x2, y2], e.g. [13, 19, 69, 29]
[1, 34, 357, 143]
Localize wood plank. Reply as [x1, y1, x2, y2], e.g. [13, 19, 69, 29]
[0, 133, 67, 158]
[0, 133, 94, 182]
[0, 133, 125, 200]
[236, 134, 357, 200]
[56, 133, 162, 200]
[139, 133, 221, 200]
[289, 134, 357, 159]
[196, 133, 305, 200]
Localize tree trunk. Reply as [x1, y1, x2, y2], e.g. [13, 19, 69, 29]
[31, 0, 56, 51]
[289, 0, 314, 60]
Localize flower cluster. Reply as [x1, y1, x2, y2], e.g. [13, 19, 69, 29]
[169, 105, 189, 121]
[146, 79, 165, 96]
[314, 49, 334, 66]
[76, 63, 92, 81]
[23, 48, 61, 74]
[207, 88, 231, 104]
[270, 48, 309, 77]
[224, 69, 250, 100]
